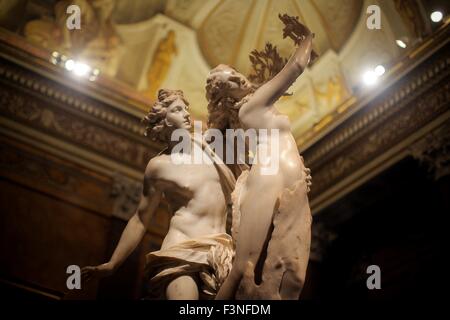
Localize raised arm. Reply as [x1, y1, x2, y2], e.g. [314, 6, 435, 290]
[81, 172, 162, 282]
[246, 33, 313, 109]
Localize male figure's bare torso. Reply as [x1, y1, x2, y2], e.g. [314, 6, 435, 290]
[146, 151, 227, 250]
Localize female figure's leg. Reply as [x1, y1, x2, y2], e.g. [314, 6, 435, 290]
[216, 173, 283, 299]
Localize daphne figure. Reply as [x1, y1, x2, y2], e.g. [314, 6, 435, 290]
[206, 31, 314, 299]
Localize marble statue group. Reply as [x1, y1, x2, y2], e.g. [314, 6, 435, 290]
[82, 14, 314, 300]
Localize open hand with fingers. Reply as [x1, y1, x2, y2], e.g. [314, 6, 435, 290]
[81, 262, 115, 284]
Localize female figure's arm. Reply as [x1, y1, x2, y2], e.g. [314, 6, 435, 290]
[244, 33, 313, 111]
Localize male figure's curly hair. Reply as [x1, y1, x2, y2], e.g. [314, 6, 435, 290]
[142, 89, 189, 144]
[206, 65, 254, 131]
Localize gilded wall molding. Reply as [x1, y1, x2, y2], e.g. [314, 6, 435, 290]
[409, 124, 450, 180]
[310, 76, 449, 198]
[0, 60, 147, 138]
[0, 52, 164, 177]
[303, 39, 450, 212]
[0, 59, 162, 172]
[0, 86, 150, 170]
[305, 47, 449, 168]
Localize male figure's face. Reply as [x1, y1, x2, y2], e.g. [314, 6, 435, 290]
[166, 98, 191, 130]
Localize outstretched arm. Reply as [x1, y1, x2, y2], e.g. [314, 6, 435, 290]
[246, 33, 313, 110]
[82, 173, 162, 282]
[107, 181, 161, 271]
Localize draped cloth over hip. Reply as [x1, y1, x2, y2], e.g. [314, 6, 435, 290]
[144, 233, 234, 299]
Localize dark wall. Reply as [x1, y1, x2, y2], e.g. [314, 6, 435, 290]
[306, 157, 448, 301]
[0, 134, 165, 300]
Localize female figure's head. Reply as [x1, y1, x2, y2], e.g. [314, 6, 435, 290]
[205, 64, 253, 130]
[143, 89, 191, 144]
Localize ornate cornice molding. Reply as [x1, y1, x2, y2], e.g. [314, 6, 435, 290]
[409, 124, 450, 180]
[306, 48, 449, 170]
[0, 57, 156, 141]
[303, 36, 450, 213]
[0, 57, 162, 174]
[0, 85, 149, 170]
[298, 21, 450, 150]
[0, 62, 144, 137]
[0, 29, 153, 114]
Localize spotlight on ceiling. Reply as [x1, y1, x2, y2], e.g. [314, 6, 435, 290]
[363, 70, 378, 86]
[430, 11, 443, 23]
[396, 39, 407, 48]
[362, 65, 387, 87]
[374, 65, 385, 76]
[73, 62, 91, 77]
[64, 59, 75, 71]
[49, 52, 100, 81]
